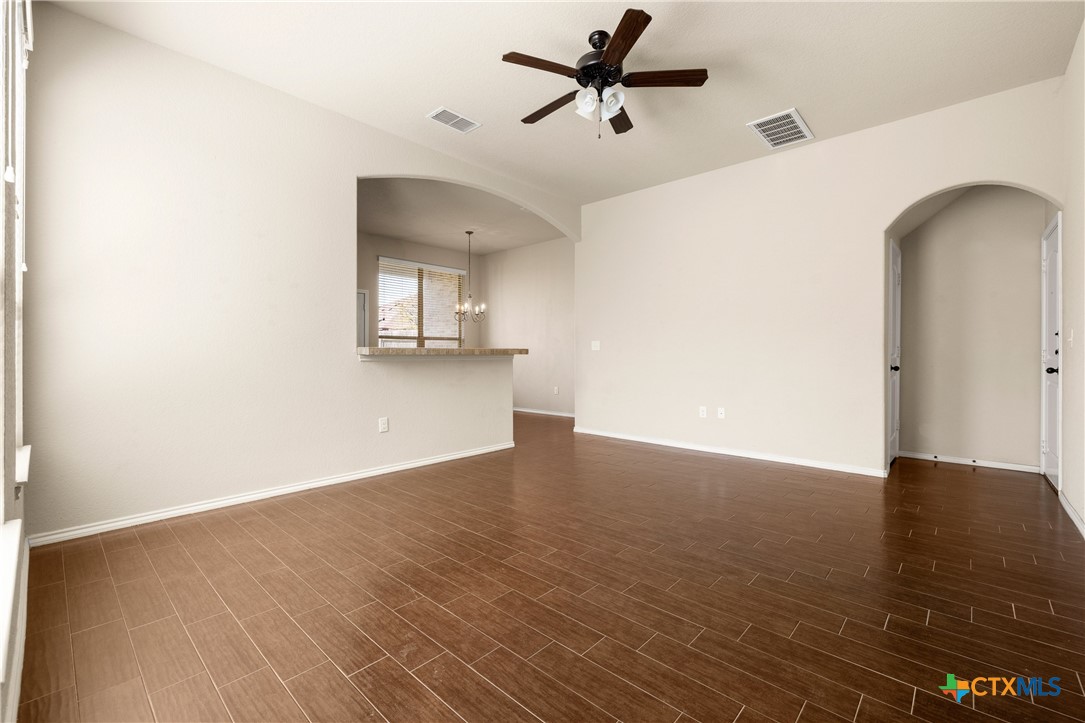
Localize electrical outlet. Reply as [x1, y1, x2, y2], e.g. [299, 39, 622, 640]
[717, 407, 726, 419]
[378, 417, 389, 433]
[553, 386, 559, 395]
[698, 406, 707, 419]
[591, 340, 601, 351]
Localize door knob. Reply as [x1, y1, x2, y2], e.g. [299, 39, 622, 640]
[1046, 367, 1059, 374]
[890, 365, 900, 372]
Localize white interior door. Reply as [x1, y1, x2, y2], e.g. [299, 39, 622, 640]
[1041, 214, 1061, 489]
[889, 243, 902, 464]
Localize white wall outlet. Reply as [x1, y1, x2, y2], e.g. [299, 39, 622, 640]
[378, 417, 389, 433]
[698, 406, 707, 418]
[553, 386, 559, 395]
[590, 340, 601, 351]
[717, 407, 726, 419]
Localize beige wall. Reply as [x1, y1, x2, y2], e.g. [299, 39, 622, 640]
[481, 237, 575, 415]
[357, 232, 486, 350]
[23, 5, 578, 537]
[1061, 22, 1085, 527]
[577, 77, 1069, 476]
[899, 186, 1047, 467]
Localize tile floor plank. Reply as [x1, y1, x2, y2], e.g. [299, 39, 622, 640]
[414, 652, 540, 723]
[349, 656, 462, 723]
[285, 661, 384, 722]
[240, 606, 328, 679]
[219, 667, 308, 723]
[149, 672, 231, 723]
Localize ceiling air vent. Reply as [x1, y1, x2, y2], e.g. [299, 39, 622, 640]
[747, 108, 813, 149]
[427, 107, 481, 134]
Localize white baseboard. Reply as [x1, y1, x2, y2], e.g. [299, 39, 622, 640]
[897, 451, 1040, 474]
[28, 442, 515, 547]
[1059, 493, 1085, 539]
[573, 427, 887, 478]
[513, 407, 575, 419]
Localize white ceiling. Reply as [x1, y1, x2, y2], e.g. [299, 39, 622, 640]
[59, 2, 1084, 205]
[357, 178, 565, 254]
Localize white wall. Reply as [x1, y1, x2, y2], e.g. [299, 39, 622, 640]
[1060, 22, 1085, 529]
[481, 237, 574, 415]
[899, 186, 1047, 467]
[357, 232, 486, 350]
[23, 5, 578, 537]
[577, 77, 1069, 476]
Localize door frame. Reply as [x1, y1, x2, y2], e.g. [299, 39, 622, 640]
[1040, 212, 1062, 491]
[356, 289, 370, 349]
[887, 240, 902, 466]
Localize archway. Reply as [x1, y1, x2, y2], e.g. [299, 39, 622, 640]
[883, 183, 1063, 485]
[355, 176, 576, 418]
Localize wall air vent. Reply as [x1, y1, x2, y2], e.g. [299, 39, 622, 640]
[746, 108, 814, 149]
[427, 107, 481, 134]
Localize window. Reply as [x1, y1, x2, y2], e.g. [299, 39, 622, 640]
[377, 257, 464, 348]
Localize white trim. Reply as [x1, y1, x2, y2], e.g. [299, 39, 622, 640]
[1058, 493, 1085, 539]
[898, 451, 1040, 474]
[1040, 211, 1062, 491]
[513, 407, 575, 419]
[5, 543, 26, 723]
[1, 521, 27, 722]
[573, 427, 887, 478]
[28, 442, 514, 547]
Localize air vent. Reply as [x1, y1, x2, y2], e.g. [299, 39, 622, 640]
[746, 108, 813, 149]
[427, 107, 481, 134]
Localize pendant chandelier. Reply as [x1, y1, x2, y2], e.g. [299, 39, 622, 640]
[454, 230, 486, 323]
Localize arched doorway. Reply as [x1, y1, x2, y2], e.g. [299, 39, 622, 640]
[355, 176, 576, 418]
[885, 184, 1063, 488]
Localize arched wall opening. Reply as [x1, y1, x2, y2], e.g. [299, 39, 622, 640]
[883, 183, 1063, 479]
[356, 176, 576, 417]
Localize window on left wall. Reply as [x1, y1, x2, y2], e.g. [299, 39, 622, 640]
[377, 257, 464, 348]
[2, 0, 32, 523]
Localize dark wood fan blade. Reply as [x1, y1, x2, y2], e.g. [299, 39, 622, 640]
[621, 69, 708, 87]
[601, 9, 652, 66]
[502, 52, 578, 78]
[522, 91, 578, 124]
[609, 107, 633, 134]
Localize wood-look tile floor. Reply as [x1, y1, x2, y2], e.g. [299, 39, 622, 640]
[18, 413, 1085, 722]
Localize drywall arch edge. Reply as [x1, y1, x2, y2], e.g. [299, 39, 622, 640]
[355, 173, 580, 245]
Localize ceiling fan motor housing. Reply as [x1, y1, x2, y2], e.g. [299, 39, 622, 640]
[576, 32, 623, 89]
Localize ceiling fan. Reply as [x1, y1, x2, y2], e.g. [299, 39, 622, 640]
[502, 8, 708, 135]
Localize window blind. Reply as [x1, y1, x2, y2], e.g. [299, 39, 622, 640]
[378, 257, 464, 348]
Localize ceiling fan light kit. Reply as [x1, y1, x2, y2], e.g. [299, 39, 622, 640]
[600, 87, 625, 121]
[503, 8, 708, 137]
[575, 88, 599, 119]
